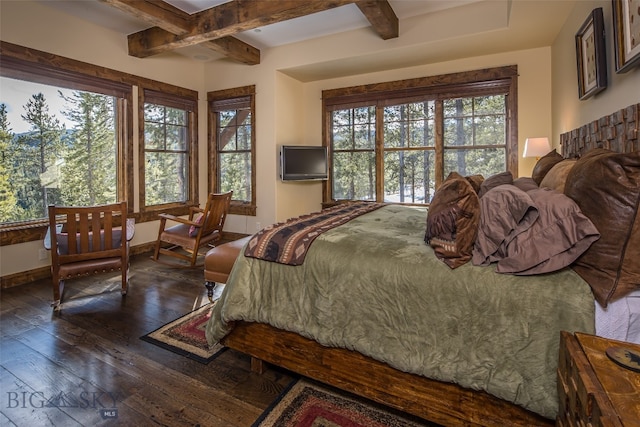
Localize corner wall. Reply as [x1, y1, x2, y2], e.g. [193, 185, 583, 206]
[205, 46, 554, 232]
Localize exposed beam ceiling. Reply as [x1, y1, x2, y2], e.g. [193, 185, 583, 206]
[99, 0, 399, 65]
[100, 0, 260, 64]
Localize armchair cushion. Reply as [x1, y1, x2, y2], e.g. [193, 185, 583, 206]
[56, 229, 123, 255]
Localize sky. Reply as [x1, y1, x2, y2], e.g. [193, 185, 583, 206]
[1, 76, 75, 134]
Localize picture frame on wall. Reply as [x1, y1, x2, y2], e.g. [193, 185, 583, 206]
[575, 7, 607, 100]
[612, 0, 640, 73]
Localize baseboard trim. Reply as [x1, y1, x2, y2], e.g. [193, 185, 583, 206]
[0, 234, 252, 289]
[1, 266, 51, 289]
[1, 242, 157, 289]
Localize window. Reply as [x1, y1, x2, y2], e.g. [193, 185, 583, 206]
[0, 57, 129, 226]
[323, 66, 517, 205]
[1, 42, 201, 246]
[140, 88, 197, 210]
[443, 95, 507, 178]
[208, 85, 256, 216]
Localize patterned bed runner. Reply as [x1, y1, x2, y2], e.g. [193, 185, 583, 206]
[244, 202, 385, 265]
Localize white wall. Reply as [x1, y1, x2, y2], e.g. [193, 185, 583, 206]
[552, 1, 640, 148]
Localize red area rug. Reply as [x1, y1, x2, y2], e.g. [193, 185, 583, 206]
[253, 379, 439, 427]
[141, 303, 225, 364]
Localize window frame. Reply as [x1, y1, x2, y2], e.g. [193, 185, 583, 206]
[322, 66, 518, 204]
[0, 41, 133, 244]
[138, 87, 198, 215]
[207, 85, 257, 216]
[0, 41, 201, 244]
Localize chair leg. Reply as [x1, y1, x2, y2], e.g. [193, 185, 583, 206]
[52, 278, 64, 310]
[153, 239, 162, 262]
[152, 218, 166, 262]
[205, 281, 217, 303]
[121, 267, 128, 296]
[189, 246, 199, 267]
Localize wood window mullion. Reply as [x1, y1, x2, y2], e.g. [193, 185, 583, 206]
[375, 106, 385, 202]
[434, 100, 445, 190]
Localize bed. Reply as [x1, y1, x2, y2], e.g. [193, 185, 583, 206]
[205, 104, 640, 426]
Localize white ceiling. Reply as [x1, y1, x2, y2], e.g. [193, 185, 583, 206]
[35, 0, 576, 81]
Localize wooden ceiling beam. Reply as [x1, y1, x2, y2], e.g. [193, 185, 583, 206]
[100, 0, 260, 64]
[128, 0, 357, 58]
[100, 0, 191, 34]
[102, 0, 398, 64]
[355, 0, 399, 40]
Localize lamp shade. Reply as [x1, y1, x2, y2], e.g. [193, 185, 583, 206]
[523, 137, 551, 158]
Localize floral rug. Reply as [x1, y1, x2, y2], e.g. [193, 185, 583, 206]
[252, 378, 440, 427]
[141, 303, 225, 364]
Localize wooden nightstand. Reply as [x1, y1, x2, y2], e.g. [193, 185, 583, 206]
[557, 331, 640, 427]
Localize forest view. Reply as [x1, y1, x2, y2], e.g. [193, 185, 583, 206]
[1, 77, 118, 224]
[0, 76, 195, 224]
[330, 95, 507, 203]
[1, 77, 509, 224]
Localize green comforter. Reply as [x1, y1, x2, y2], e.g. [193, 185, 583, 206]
[205, 204, 595, 418]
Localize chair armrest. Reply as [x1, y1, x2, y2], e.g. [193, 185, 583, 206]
[189, 206, 205, 219]
[158, 213, 199, 227]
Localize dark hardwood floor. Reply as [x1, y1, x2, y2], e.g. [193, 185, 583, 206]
[0, 253, 295, 426]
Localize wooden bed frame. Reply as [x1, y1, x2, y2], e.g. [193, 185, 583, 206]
[221, 104, 639, 426]
[221, 322, 552, 426]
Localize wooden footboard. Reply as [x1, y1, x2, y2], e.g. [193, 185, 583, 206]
[221, 321, 553, 427]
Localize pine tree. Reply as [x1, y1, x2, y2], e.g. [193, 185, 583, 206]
[59, 90, 117, 205]
[144, 104, 187, 205]
[16, 93, 64, 218]
[0, 104, 21, 222]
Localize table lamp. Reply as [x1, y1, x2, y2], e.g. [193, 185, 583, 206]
[523, 137, 551, 160]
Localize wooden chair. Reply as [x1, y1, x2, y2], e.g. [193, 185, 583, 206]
[152, 191, 232, 268]
[46, 202, 131, 310]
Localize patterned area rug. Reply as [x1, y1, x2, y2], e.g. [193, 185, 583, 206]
[140, 303, 225, 364]
[253, 379, 440, 427]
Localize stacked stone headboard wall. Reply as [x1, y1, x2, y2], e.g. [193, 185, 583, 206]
[560, 103, 639, 158]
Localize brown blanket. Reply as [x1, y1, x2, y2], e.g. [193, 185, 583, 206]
[244, 202, 385, 265]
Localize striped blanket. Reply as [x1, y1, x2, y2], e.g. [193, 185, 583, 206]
[244, 202, 385, 265]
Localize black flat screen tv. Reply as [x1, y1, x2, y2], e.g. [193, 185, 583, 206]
[279, 145, 328, 181]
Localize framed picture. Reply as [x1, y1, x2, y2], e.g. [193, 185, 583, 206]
[575, 8, 607, 100]
[612, 0, 640, 73]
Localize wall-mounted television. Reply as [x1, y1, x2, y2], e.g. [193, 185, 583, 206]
[279, 145, 328, 181]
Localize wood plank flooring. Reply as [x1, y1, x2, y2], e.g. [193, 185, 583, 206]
[0, 253, 295, 427]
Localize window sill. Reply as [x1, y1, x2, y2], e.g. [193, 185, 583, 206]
[229, 202, 256, 216]
[1, 222, 49, 246]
